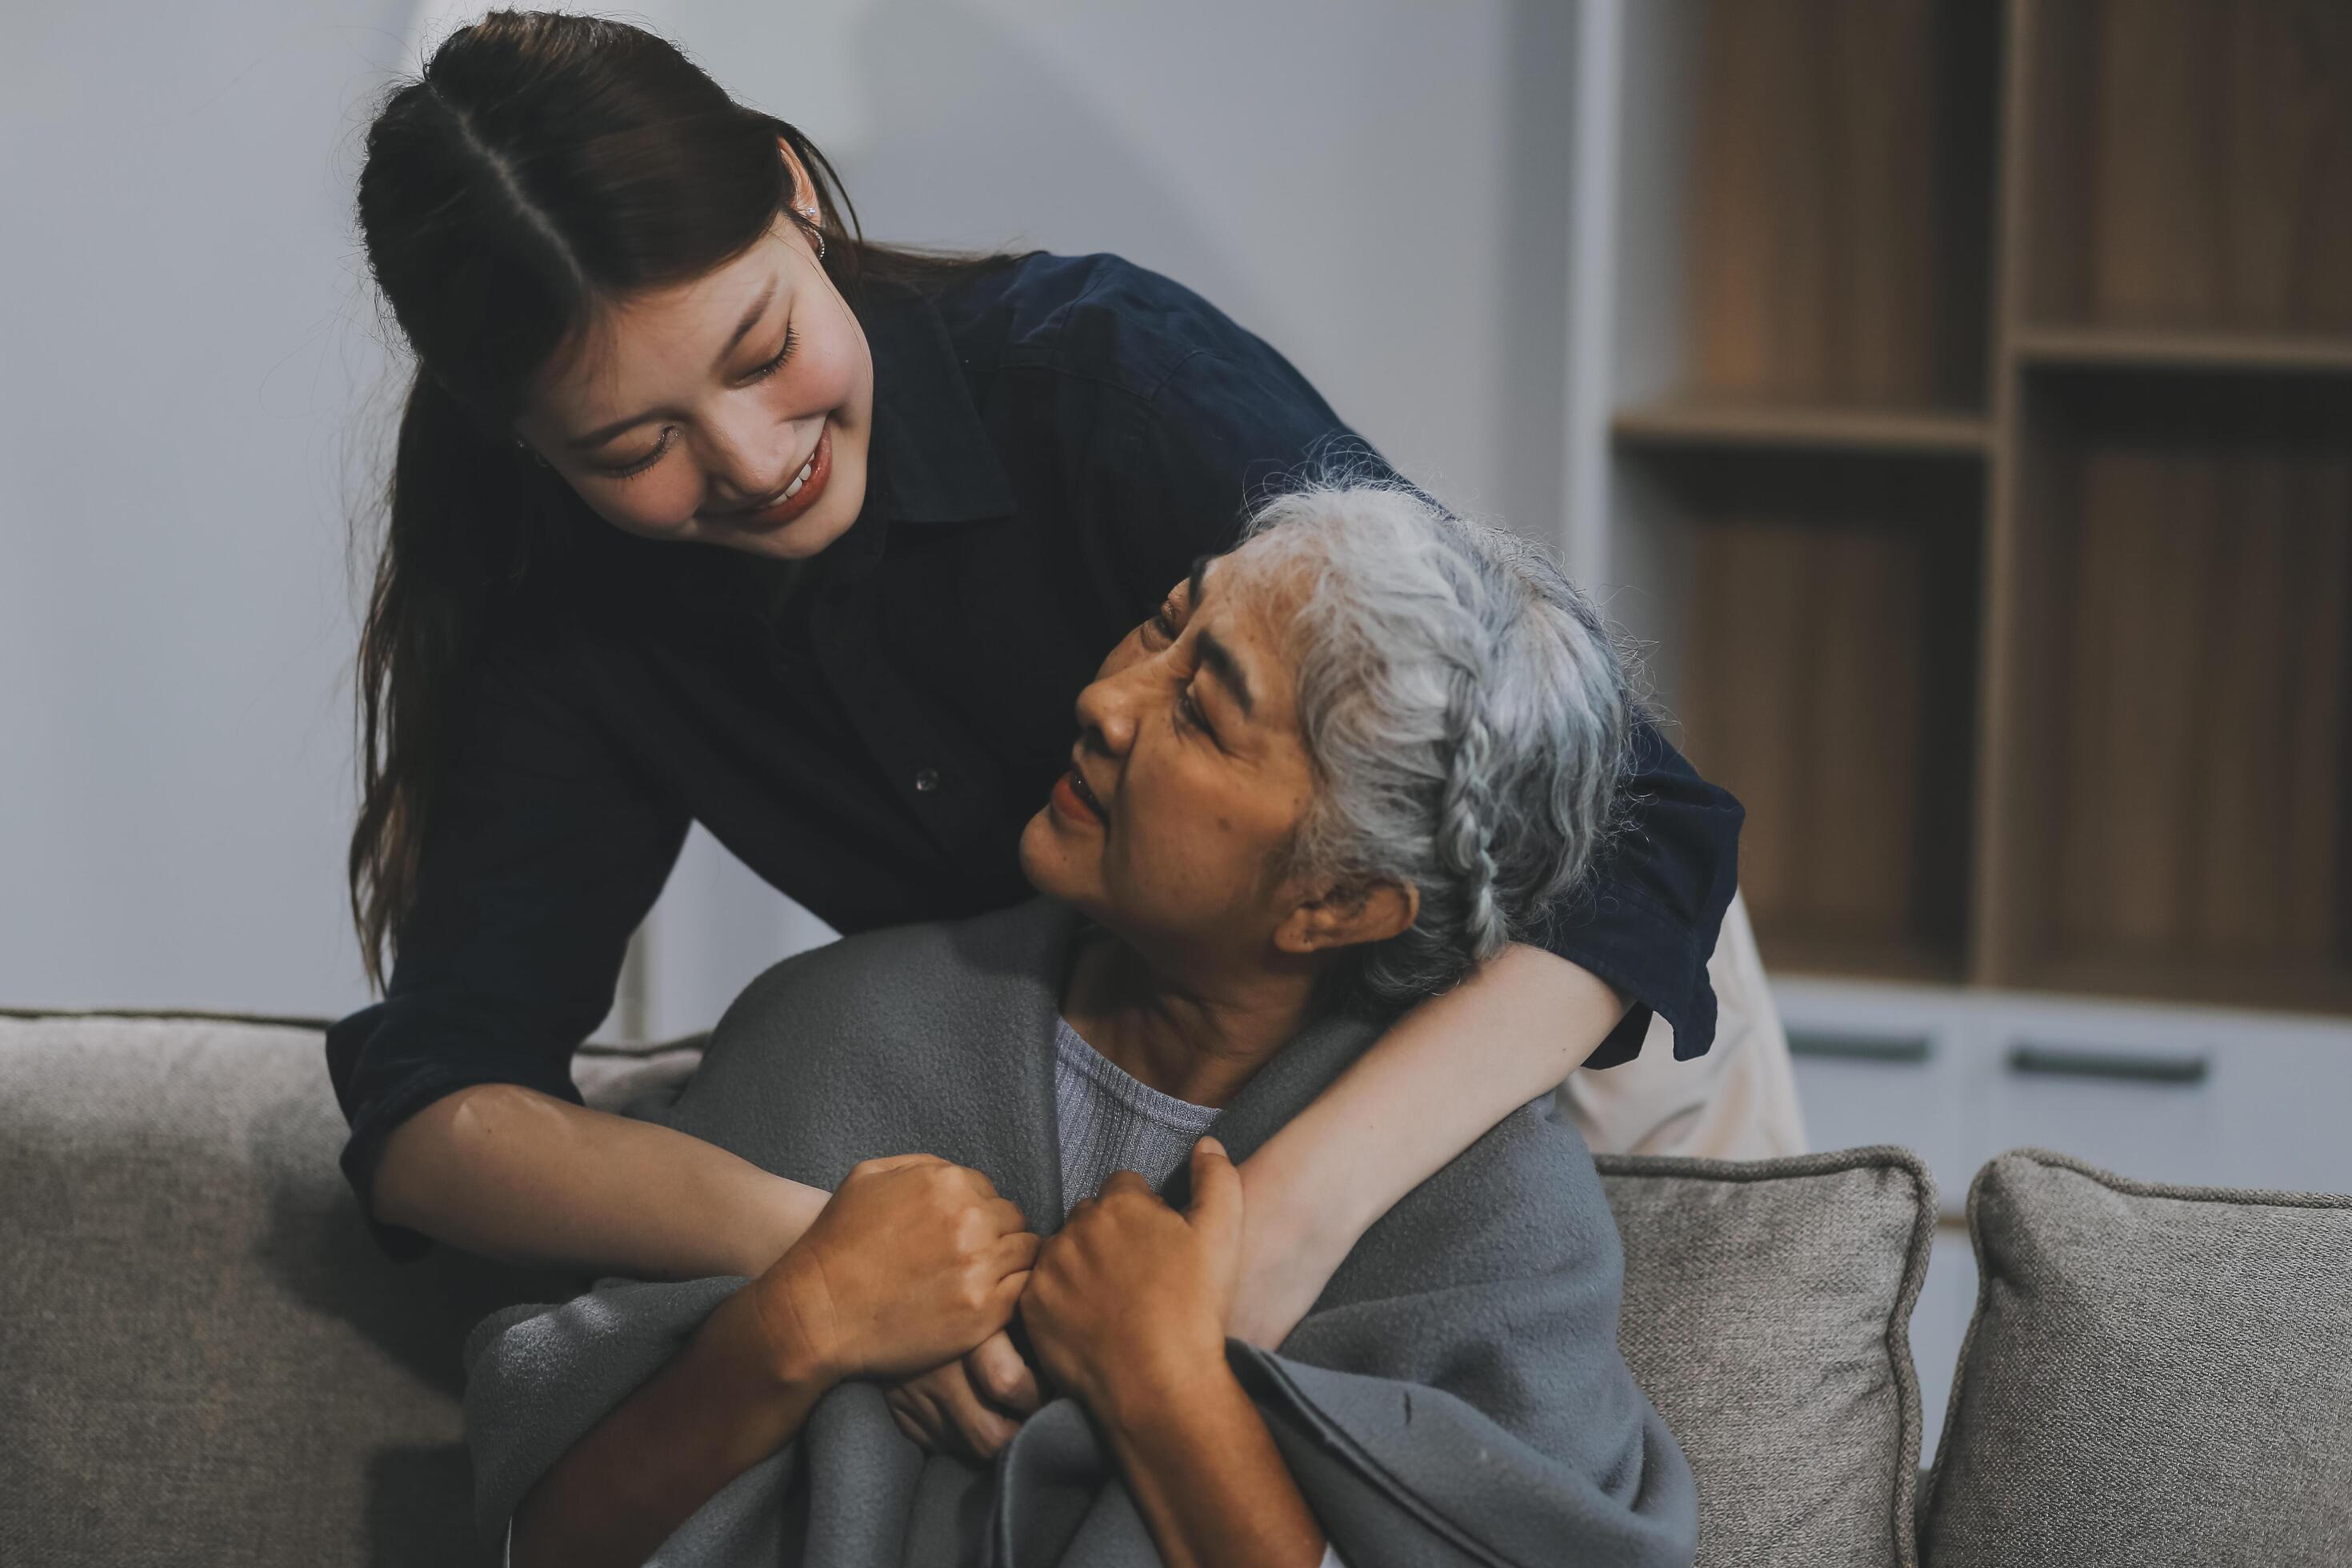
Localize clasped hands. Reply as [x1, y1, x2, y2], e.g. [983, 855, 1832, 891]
[742, 1138, 1243, 1464]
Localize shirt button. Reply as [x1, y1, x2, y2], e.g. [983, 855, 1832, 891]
[913, 767, 942, 794]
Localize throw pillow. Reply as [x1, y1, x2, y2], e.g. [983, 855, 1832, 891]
[1601, 1144, 1937, 1568]
[1919, 1148, 2352, 1567]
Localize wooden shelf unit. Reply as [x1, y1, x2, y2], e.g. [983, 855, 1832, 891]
[2014, 0, 2352, 341]
[1984, 368, 2352, 1012]
[1594, 0, 2352, 1016]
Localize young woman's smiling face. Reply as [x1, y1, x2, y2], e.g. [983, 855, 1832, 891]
[510, 142, 874, 560]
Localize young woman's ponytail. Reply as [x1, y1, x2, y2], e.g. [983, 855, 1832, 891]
[348, 366, 570, 990]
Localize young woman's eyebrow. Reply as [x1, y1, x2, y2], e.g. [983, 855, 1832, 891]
[563, 274, 782, 451]
[711, 275, 781, 371]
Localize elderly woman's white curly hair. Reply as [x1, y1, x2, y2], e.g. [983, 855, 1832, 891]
[1226, 477, 1637, 1011]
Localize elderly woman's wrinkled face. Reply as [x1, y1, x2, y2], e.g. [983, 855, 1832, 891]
[1018, 552, 1323, 969]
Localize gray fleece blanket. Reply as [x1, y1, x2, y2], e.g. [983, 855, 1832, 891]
[463, 897, 1697, 1566]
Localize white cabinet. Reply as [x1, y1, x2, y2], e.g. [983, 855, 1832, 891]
[1779, 977, 2352, 1210]
[1769, 979, 1984, 1214]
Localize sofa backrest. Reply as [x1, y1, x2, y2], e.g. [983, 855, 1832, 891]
[0, 1012, 670, 1568]
[0, 1012, 1932, 1568]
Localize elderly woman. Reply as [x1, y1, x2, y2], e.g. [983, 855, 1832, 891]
[465, 483, 1699, 1568]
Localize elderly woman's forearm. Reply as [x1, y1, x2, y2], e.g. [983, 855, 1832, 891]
[508, 1282, 830, 1568]
[1097, 1355, 1329, 1568]
[373, 1083, 827, 1278]
[1230, 944, 1625, 1345]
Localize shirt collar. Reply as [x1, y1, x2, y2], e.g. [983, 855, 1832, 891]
[858, 282, 1017, 526]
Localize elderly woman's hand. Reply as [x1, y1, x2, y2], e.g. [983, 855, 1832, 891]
[748, 1154, 1038, 1386]
[1019, 1138, 1243, 1422]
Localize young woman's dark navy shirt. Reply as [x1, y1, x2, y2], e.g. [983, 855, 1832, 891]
[326, 250, 1745, 1259]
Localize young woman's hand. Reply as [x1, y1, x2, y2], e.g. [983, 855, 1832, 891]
[746, 1154, 1038, 1386]
[881, 1329, 1042, 1462]
[1019, 1138, 1243, 1422]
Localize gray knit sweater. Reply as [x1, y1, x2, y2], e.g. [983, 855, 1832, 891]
[1051, 1016, 1221, 1216]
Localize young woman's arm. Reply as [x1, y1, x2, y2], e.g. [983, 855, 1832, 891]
[374, 1083, 824, 1280]
[1227, 944, 1624, 1346]
[341, 621, 848, 1282]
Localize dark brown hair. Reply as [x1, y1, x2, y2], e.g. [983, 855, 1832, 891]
[349, 9, 1022, 990]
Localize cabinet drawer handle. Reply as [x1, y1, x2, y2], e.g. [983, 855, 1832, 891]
[2005, 1044, 2210, 1085]
[1788, 1032, 1933, 1064]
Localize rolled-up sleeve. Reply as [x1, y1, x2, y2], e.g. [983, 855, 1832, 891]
[1534, 714, 1743, 1068]
[326, 626, 690, 1260]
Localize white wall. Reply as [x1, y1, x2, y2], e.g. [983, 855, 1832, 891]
[3, 2, 1582, 1033]
[2, 0, 413, 1015]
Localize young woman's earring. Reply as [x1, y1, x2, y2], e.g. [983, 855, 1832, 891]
[513, 435, 550, 468]
[798, 207, 826, 261]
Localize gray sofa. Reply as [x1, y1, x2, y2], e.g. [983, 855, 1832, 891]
[4, 1009, 2346, 1567]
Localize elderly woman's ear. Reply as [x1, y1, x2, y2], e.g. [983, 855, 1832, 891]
[1274, 879, 1420, 956]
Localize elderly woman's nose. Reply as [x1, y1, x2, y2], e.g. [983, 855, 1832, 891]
[1074, 670, 1140, 754]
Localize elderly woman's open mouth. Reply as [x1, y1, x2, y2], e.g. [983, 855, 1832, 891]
[1049, 759, 1110, 826]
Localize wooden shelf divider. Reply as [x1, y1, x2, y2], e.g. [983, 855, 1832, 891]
[1613, 401, 1990, 455]
[2013, 325, 2352, 376]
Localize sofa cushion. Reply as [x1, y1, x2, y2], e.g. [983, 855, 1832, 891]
[1599, 1145, 1936, 1568]
[0, 1010, 696, 1568]
[1919, 1148, 2352, 1568]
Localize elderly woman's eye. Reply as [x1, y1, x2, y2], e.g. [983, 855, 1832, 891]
[1146, 600, 1183, 642]
[1175, 682, 1213, 737]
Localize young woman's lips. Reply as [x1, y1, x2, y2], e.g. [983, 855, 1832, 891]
[728, 422, 833, 530]
[1049, 765, 1106, 826]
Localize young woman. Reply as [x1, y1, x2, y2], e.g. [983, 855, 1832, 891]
[332, 10, 1740, 1453]
[466, 485, 1698, 1568]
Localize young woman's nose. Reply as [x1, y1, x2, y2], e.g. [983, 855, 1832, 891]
[698, 408, 803, 508]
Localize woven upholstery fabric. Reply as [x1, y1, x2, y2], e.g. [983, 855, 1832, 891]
[1920, 1149, 2352, 1568]
[1599, 1146, 1936, 1568]
[0, 1011, 693, 1568]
